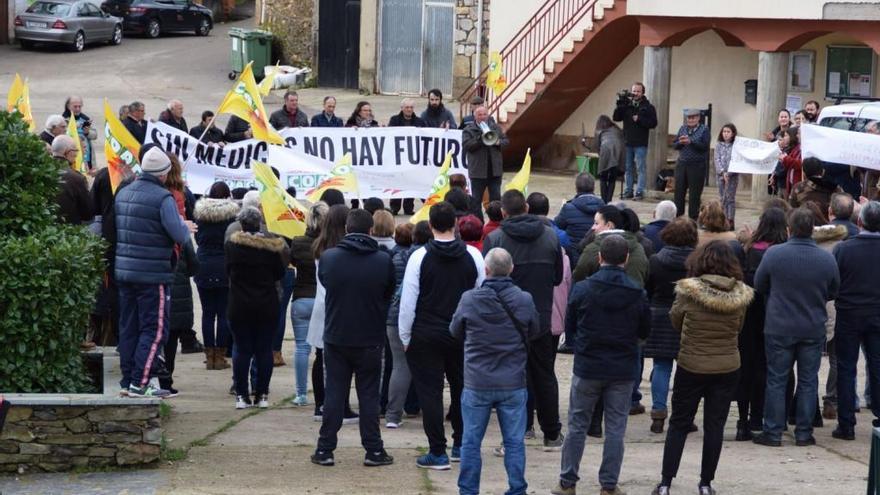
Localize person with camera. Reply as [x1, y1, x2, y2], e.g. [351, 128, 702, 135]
[612, 82, 658, 201]
[673, 109, 711, 220]
[463, 106, 509, 204]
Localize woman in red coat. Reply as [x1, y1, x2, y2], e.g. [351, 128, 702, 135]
[779, 126, 802, 198]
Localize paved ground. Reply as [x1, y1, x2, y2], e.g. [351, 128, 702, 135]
[0, 16, 875, 495]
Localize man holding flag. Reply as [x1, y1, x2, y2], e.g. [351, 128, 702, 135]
[217, 62, 285, 145]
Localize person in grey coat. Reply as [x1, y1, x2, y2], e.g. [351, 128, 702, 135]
[450, 247, 540, 495]
[593, 115, 626, 204]
[462, 106, 509, 204]
[269, 90, 310, 129]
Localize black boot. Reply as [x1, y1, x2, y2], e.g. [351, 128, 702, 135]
[735, 420, 753, 441]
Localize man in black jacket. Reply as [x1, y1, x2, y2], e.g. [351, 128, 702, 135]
[123, 101, 147, 144]
[314, 209, 396, 468]
[612, 82, 657, 200]
[224, 115, 252, 143]
[463, 106, 509, 203]
[483, 189, 564, 450]
[399, 201, 486, 470]
[388, 98, 425, 216]
[189, 111, 225, 144]
[52, 135, 93, 225]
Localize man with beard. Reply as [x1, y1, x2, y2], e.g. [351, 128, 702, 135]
[420, 89, 457, 129]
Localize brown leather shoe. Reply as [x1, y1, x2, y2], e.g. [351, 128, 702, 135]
[823, 403, 838, 420]
[205, 348, 215, 370]
[273, 351, 286, 367]
[650, 410, 667, 434]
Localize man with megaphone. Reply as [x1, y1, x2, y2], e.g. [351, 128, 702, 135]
[462, 106, 509, 204]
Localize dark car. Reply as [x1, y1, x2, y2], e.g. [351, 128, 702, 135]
[15, 0, 123, 51]
[100, 0, 212, 38]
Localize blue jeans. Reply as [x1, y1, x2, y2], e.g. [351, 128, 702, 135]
[624, 146, 648, 196]
[196, 286, 229, 349]
[835, 311, 880, 430]
[459, 388, 528, 495]
[290, 297, 314, 397]
[763, 334, 824, 441]
[560, 376, 632, 490]
[274, 268, 296, 352]
[632, 349, 644, 406]
[651, 358, 674, 412]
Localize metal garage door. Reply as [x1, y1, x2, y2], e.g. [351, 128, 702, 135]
[378, 0, 454, 96]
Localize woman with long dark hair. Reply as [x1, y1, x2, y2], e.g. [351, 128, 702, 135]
[766, 109, 791, 196]
[593, 114, 625, 204]
[345, 101, 381, 128]
[779, 126, 802, 198]
[651, 241, 753, 495]
[306, 204, 359, 422]
[194, 182, 240, 369]
[288, 202, 329, 406]
[735, 207, 789, 440]
[714, 123, 738, 229]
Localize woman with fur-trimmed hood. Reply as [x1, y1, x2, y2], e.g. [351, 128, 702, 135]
[651, 240, 753, 495]
[226, 206, 289, 410]
[194, 182, 240, 370]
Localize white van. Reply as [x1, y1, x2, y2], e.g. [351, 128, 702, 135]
[817, 102, 880, 132]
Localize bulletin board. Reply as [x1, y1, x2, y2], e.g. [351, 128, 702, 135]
[825, 45, 875, 98]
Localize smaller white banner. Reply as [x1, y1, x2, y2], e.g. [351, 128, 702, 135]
[802, 124, 880, 172]
[728, 137, 781, 174]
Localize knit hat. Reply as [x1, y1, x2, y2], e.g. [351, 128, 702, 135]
[140, 146, 172, 175]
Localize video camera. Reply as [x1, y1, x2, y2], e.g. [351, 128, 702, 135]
[616, 89, 634, 107]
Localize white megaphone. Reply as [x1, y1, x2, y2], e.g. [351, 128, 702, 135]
[479, 121, 499, 146]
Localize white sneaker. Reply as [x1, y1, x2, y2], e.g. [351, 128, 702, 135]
[235, 395, 251, 409]
[386, 420, 402, 429]
[291, 394, 309, 406]
[257, 394, 269, 409]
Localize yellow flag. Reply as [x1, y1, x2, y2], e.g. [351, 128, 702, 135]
[6, 74, 35, 131]
[217, 62, 284, 145]
[66, 114, 85, 175]
[486, 52, 507, 95]
[253, 161, 308, 238]
[306, 153, 360, 202]
[504, 148, 531, 194]
[103, 99, 142, 194]
[410, 152, 453, 224]
[258, 62, 279, 97]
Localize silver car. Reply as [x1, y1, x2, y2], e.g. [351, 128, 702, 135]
[14, 0, 123, 52]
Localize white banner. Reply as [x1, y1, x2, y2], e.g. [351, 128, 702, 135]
[728, 136, 782, 174]
[802, 124, 880, 172]
[145, 122, 467, 197]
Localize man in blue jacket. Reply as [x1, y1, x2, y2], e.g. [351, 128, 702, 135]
[115, 145, 195, 398]
[553, 234, 650, 495]
[673, 109, 711, 220]
[450, 247, 541, 495]
[313, 209, 396, 467]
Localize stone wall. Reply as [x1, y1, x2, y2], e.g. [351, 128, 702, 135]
[262, 0, 315, 67]
[453, 0, 491, 98]
[0, 404, 161, 474]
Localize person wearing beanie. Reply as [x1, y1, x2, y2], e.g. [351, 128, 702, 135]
[115, 144, 195, 398]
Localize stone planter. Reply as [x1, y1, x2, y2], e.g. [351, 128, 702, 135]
[0, 348, 162, 474]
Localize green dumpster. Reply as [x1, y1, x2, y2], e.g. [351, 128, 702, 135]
[576, 155, 599, 177]
[228, 27, 273, 80]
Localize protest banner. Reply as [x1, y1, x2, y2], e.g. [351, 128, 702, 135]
[802, 124, 880, 171]
[728, 136, 781, 174]
[145, 122, 466, 197]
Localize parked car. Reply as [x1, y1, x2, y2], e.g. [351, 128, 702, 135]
[100, 0, 213, 38]
[817, 102, 880, 133]
[14, 0, 123, 52]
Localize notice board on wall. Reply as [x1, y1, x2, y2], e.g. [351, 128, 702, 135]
[826, 45, 875, 98]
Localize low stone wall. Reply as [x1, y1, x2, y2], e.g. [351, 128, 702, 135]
[0, 348, 163, 474]
[0, 403, 161, 473]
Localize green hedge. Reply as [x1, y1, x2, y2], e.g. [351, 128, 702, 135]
[0, 111, 105, 393]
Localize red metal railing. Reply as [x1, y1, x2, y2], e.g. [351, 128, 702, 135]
[459, 0, 600, 122]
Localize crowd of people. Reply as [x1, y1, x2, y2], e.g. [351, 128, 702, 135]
[40, 84, 880, 495]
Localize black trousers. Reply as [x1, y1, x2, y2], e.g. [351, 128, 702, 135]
[599, 169, 618, 205]
[406, 338, 464, 455]
[674, 161, 706, 220]
[389, 198, 416, 215]
[527, 332, 562, 440]
[470, 176, 502, 205]
[661, 367, 739, 485]
[318, 343, 383, 452]
[313, 348, 325, 407]
[158, 328, 183, 389]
